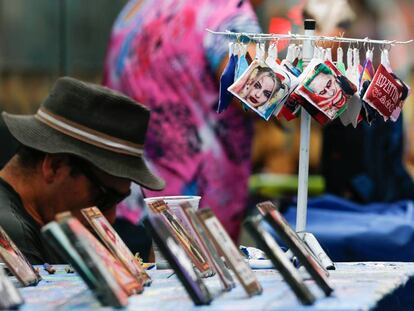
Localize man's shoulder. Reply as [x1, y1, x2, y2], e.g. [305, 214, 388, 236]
[0, 181, 36, 240]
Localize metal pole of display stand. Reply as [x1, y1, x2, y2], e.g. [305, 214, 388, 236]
[295, 19, 335, 270]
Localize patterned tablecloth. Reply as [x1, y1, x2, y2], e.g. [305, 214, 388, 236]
[16, 262, 414, 311]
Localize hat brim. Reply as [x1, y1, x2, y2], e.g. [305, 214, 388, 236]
[2, 112, 165, 191]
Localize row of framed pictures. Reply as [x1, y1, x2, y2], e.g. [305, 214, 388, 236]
[0, 199, 334, 308]
[145, 199, 334, 306]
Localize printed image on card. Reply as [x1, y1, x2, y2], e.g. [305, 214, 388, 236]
[65, 218, 143, 296]
[81, 207, 150, 286]
[228, 60, 291, 120]
[296, 60, 356, 120]
[363, 64, 409, 120]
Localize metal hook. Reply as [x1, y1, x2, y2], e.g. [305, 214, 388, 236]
[338, 32, 345, 49]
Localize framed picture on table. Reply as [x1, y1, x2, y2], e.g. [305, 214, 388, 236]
[180, 202, 235, 291]
[146, 200, 212, 276]
[0, 226, 41, 286]
[244, 216, 316, 305]
[264, 209, 333, 296]
[144, 215, 212, 305]
[196, 208, 263, 297]
[42, 221, 98, 291]
[256, 201, 329, 273]
[0, 265, 24, 309]
[81, 207, 150, 286]
[61, 217, 143, 296]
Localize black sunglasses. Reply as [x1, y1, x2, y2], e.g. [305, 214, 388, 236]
[70, 157, 131, 211]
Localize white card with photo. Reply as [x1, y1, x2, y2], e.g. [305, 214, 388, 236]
[228, 60, 296, 120]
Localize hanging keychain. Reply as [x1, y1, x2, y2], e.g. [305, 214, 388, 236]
[325, 48, 332, 62]
[265, 41, 278, 69]
[217, 42, 238, 113]
[285, 43, 296, 63]
[292, 44, 302, 69]
[296, 44, 304, 71]
[336, 46, 346, 74]
[353, 47, 362, 79]
[255, 41, 266, 62]
[345, 44, 356, 83]
[235, 43, 249, 81]
[358, 43, 377, 124]
[234, 42, 251, 111]
[339, 45, 363, 127]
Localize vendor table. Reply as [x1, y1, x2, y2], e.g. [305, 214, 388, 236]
[17, 262, 414, 311]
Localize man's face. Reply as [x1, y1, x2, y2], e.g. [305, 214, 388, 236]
[77, 165, 131, 223]
[244, 73, 276, 108]
[50, 159, 131, 225]
[308, 73, 339, 99]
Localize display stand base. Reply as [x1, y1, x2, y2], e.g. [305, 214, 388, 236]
[297, 232, 335, 270]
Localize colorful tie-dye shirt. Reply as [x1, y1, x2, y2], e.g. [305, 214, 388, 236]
[103, 0, 261, 240]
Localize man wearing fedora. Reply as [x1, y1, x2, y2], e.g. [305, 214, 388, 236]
[0, 77, 165, 264]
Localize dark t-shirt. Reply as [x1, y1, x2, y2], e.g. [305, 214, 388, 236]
[0, 177, 61, 264]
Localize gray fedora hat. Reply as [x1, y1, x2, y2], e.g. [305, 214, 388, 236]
[2, 76, 165, 190]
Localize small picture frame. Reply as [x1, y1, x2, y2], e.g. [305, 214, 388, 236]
[0, 265, 24, 309]
[180, 202, 235, 291]
[264, 209, 333, 296]
[81, 207, 150, 286]
[144, 215, 212, 305]
[0, 226, 41, 286]
[196, 208, 263, 297]
[244, 216, 316, 305]
[256, 201, 278, 215]
[62, 218, 143, 296]
[42, 221, 98, 292]
[256, 202, 328, 273]
[296, 60, 356, 120]
[146, 200, 212, 276]
[228, 60, 293, 120]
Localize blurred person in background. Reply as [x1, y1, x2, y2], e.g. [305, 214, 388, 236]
[103, 0, 265, 247]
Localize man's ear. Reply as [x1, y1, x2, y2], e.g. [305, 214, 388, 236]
[41, 154, 71, 183]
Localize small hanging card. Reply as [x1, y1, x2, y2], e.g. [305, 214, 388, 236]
[146, 200, 212, 276]
[362, 64, 408, 120]
[81, 207, 150, 286]
[339, 95, 362, 127]
[296, 60, 356, 120]
[62, 217, 143, 296]
[244, 216, 316, 305]
[228, 60, 292, 120]
[180, 202, 235, 291]
[277, 60, 302, 121]
[0, 226, 41, 287]
[234, 44, 249, 81]
[196, 208, 263, 297]
[217, 43, 238, 113]
[144, 215, 213, 305]
[0, 265, 24, 309]
[264, 209, 333, 296]
[357, 50, 375, 119]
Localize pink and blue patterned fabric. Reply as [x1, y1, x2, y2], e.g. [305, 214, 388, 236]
[103, 0, 261, 240]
